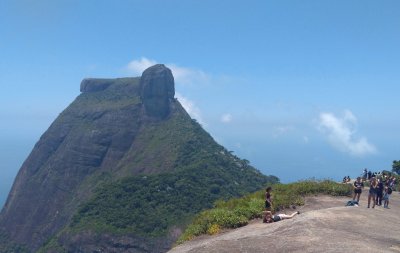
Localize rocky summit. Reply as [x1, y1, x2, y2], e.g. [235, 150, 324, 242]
[0, 64, 277, 253]
[140, 64, 175, 119]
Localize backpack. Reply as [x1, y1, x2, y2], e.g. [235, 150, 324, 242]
[388, 187, 393, 194]
[346, 200, 359, 206]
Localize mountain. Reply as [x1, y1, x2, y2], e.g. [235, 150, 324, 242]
[0, 64, 278, 253]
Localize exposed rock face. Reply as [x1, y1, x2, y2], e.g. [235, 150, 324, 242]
[140, 64, 175, 119]
[0, 77, 144, 251]
[80, 78, 114, 92]
[0, 64, 276, 253]
[168, 194, 400, 253]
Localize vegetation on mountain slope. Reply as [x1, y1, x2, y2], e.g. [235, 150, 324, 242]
[38, 101, 278, 252]
[0, 230, 29, 253]
[392, 160, 400, 174]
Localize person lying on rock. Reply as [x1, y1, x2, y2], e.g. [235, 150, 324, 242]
[263, 210, 300, 223]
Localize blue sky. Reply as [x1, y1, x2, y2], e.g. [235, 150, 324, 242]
[1, 0, 400, 207]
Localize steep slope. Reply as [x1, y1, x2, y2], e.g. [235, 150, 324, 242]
[0, 64, 278, 252]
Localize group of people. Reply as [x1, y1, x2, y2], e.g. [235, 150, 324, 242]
[262, 186, 300, 223]
[342, 176, 351, 183]
[362, 169, 397, 186]
[353, 172, 396, 209]
[262, 171, 397, 224]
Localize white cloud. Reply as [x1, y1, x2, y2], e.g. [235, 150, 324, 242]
[126, 57, 157, 74]
[273, 125, 294, 138]
[125, 57, 209, 86]
[221, 113, 233, 123]
[168, 64, 209, 86]
[175, 92, 205, 126]
[317, 110, 377, 156]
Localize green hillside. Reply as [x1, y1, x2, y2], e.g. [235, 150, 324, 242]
[0, 65, 278, 253]
[39, 109, 278, 252]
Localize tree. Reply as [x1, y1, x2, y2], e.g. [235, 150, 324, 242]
[392, 160, 400, 174]
[241, 159, 250, 167]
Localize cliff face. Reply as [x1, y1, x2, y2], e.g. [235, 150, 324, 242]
[1, 76, 145, 250]
[0, 65, 278, 253]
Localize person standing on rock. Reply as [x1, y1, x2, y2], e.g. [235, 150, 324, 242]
[368, 177, 378, 208]
[368, 170, 372, 180]
[353, 177, 364, 203]
[375, 178, 384, 206]
[265, 187, 273, 211]
[383, 185, 391, 209]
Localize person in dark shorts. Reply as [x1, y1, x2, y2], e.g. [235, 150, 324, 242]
[368, 177, 378, 208]
[353, 177, 364, 203]
[263, 210, 300, 223]
[265, 187, 273, 211]
[375, 178, 384, 206]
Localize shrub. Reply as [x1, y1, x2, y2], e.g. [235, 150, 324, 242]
[207, 224, 220, 235]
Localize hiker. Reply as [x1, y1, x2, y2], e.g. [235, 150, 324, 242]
[347, 176, 351, 182]
[362, 168, 368, 180]
[389, 177, 396, 191]
[383, 185, 392, 209]
[367, 171, 372, 180]
[353, 177, 364, 203]
[263, 210, 300, 223]
[375, 178, 384, 206]
[383, 175, 388, 185]
[265, 187, 273, 211]
[367, 177, 378, 208]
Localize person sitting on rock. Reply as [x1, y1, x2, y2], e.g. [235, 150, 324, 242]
[263, 211, 300, 223]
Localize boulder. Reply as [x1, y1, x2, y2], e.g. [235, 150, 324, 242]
[140, 64, 175, 118]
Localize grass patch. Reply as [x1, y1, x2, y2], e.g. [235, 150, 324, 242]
[176, 179, 352, 244]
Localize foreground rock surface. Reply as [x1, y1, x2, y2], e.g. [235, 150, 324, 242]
[169, 192, 400, 253]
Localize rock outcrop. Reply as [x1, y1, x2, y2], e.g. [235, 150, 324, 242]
[140, 64, 175, 119]
[80, 78, 114, 93]
[169, 194, 400, 253]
